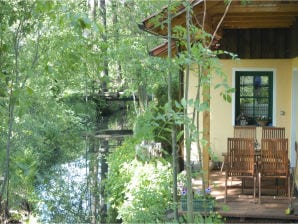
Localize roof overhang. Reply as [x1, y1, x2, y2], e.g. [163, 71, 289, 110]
[140, 0, 298, 57]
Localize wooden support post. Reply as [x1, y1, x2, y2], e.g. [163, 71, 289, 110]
[202, 77, 210, 185]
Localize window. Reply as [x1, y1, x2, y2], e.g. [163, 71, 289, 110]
[235, 71, 273, 126]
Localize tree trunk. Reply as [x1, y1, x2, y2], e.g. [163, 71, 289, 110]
[0, 18, 22, 220]
[111, 0, 122, 85]
[137, 71, 148, 113]
[167, 0, 178, 221]
[86, 2, 100, 222]
[184, 2, 194, 222]
[89, 138, 99, 224]
[99, 2, 109, 221]
[99, 137, 108, 223]
[100, 0, 108, 91]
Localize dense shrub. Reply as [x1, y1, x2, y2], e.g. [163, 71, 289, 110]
[105, 138, 173, 223]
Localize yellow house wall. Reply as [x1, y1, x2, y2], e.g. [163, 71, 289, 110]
[293, 58, 298, 151]
[189, 59, 295, 163]
[188, 66, 204, 164]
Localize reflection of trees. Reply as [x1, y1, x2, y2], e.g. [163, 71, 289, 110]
[239, 75, 270, 120]
[254, 76, 269, 118]
[254, 76, 261, 100]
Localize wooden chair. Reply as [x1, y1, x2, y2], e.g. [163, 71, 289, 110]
[262, 127, 285, 139]
[234, 126, 257, 139]
[258, 138, 290, 204]
[225, 138, 256, 203]
[220, 126, 257, 173]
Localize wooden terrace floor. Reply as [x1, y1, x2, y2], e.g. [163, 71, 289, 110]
[191, 170, 298, 223]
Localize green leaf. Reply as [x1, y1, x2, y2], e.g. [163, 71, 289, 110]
[181, 98, 187, 107]
[226, 94, 232, 103]
[174, 100, 182, 109]
[26, 86, 34, 95]
[163, 127, 172, 133]
[176, 130, 184, 141]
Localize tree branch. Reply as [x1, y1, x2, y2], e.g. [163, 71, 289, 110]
[208, 0, 232, 49]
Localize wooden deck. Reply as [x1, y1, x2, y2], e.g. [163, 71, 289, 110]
[191, 170, 298, 223]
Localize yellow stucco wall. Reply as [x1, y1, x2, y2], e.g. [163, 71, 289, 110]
[293, 57, 298, 66]
[189, 59, 297, 163]
[293, 58, 298, 151]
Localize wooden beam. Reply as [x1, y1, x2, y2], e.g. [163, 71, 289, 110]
[220, 16, 296, 22]
[221, 21, 295, 29]
[149, 41, 178, 57]
[210, 3, 298, 14]
[93, 129, 133, 139]
[202, 72, 210, 185]
[220, 12, 298, 19]
[141, 0, 298, 37]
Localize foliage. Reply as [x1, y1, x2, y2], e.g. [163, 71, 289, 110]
[105, 139, 136, 202]
[179, 212, 224, 224]
[154, 1, 235, 222]
[117, 159, 172, 223]
[0, 0, 234, 223]
[133, 108, 157, 141]
[256, 115, 271, 121]
[179, 185, 213, 200]
[104, 138, 137, 223]
[178, 171, 213, 200]
[0, 0, 95, 221]
[105, 137, 173, 223]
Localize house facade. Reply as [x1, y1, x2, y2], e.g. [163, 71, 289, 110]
[197, 58, 298, 166]
[140, 0, 298, 168]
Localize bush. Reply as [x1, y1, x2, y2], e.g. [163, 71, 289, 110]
[105, 138, 173, 223]
[118, 160, 173, 223]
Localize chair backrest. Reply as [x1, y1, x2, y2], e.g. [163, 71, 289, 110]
[226, 138, 255, 176]
[260, 138, 289, 176]
[234, 126, 257, 139]
[262, 127, 285, 139]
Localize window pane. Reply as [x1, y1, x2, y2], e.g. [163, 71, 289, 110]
[235, 71, 273, 125]
[261, 76, 269, 85]
[240, 98, 254, 117]
[255, 103, 268, 117]
[240, 76, 253, 85]
[256, 97, 269, 104]
[240, 86, 253, 97]
[255, 87, 269, 98]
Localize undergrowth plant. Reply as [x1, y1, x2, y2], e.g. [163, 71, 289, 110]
[105, 137, 173, 223]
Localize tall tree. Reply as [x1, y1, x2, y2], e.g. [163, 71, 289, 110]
[0, 0, 171, 222]
[0, 1, 41, 219]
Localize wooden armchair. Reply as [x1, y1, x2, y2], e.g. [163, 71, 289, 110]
[220, 127, 257, 173]
[258, 138, 290, 204]
[225, 138, 256, 203]
[262, 127, 285, 139]
[234, 126, 257, 139]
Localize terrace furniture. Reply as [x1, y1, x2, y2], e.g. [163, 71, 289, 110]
[258, 138, 290, 204]
[220, 126, 257, 173]
[225, 138, 256, 203]
[262, 127, 285, 139]
[234, 126, 257, 139]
